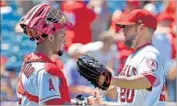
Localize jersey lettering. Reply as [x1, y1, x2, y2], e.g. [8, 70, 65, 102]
[119, 65, 137, 103]
[48, 78, 55, 91]
[132, 67, 137, 76]
[120, 65, 137, 77]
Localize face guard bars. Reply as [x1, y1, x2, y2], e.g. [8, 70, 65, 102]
[20, 4, 73, 42]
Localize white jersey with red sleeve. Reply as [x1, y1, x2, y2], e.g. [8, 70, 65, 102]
[17, 52, 70, 106]
[116, 43, 165, 106]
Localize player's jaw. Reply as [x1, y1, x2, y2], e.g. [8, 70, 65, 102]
[56, 40, 65, 56]
[123, 32, 137, 48]
[53, 38, 66, 56]
[52, 30, 66, 56]
[123, 25, 138, 48]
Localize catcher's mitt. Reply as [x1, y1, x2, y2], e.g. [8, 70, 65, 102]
[77, 55, 112, 90]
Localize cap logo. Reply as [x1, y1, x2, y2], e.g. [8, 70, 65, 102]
[138, 20, 142, 24]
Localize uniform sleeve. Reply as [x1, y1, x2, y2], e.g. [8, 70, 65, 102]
[37, 70, 61, 104]
[138, 53, 162, 87]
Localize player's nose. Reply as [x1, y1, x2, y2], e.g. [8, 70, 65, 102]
[122, 28, 126, 34]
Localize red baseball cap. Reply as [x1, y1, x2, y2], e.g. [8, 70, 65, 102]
[116, 9, 157, 30]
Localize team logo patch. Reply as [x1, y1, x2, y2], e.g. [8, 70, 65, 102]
[48, 78, 55, 91]
[146, 58, 158, 71]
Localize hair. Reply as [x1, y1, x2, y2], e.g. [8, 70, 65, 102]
[147, 27, 155, 35]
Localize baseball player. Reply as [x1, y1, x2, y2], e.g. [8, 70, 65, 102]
[16, 4, 87, 105]
[88, 9, 165, 106]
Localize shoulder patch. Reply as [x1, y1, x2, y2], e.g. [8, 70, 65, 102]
[146, 58, 158, 71]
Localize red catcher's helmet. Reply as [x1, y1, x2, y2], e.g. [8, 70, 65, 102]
[20, 3, 73, 42]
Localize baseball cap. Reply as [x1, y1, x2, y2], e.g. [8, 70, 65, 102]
[116, 9, 157, 30]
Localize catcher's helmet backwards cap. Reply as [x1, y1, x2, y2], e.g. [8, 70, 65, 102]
[20, 3, 73, 42]
[116, 9, 157, 31]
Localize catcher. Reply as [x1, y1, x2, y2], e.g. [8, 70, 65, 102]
[17, 4, 89, 105]
[77, 9, 165, 106]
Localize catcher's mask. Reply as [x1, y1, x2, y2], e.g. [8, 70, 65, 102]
[20, 3, 73, 43]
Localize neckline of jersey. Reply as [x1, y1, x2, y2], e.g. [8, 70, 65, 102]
[133, 43, 153, 54]
[34, 51, 56, 64]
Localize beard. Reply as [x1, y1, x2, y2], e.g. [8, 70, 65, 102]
[55, 44, 65, 56]
[124, 36, 136, 48]
[53, 50, 63, 56]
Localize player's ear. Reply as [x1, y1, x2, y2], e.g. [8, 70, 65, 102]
[48, 35, 54, 42]
[139, 24, 145, 31]
[137, 24, 145, 33]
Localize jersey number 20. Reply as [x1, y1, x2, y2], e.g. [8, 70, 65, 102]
[120, 88, 135, 103]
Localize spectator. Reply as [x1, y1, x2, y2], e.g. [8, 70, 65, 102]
[61, 1, 96, 49]
[167, 61, 177, 80]
[142, 0, 164, 15]
[0, 56, 14, 102]
[6, 67, 19, 101]
[87, 0, 110, 41]
[81, 31, 119, 76]
[0, 0, 7, 7]
[16, 0, 34, 15]
[164, 0, 176, 60]
[164, 0, 176, 15]
[0, 1, 12, 14]
[158, 12, 176, 59]
[166, 60, 176, 102]
[143, 2, 157, 15]
[170, 23, 176, 60]
[64, 43, 94, 98]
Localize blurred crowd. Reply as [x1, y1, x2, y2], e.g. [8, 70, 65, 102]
[0, 0, 176, 104]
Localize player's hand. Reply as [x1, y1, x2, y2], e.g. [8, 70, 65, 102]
[98, 75, 106, 87]
[87, 88, 103, 105]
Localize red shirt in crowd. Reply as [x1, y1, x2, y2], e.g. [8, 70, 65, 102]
[61, 1, 96, 50]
